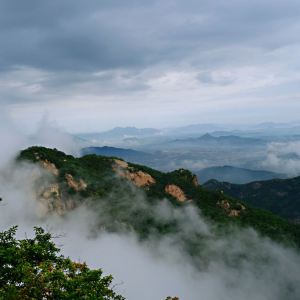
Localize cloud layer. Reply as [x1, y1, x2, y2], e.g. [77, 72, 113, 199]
[262, 141, 300, 176]
[1, 0, 300, 130]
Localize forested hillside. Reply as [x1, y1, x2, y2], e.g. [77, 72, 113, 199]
[18, 146, 300, 248]
[204, 177, 300, 223]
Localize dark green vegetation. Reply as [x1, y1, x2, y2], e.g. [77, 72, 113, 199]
[204, 177, 300, 223]
[18, 146, 300, 249]
[0, 226, 124, 300]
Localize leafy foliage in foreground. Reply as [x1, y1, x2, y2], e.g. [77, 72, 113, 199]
[0, 226, 124, 300]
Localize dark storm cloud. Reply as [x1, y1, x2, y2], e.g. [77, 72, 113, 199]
[1, 0, 300, 130]
[0, 0, 299, 72]
[0, 0, 150, 71]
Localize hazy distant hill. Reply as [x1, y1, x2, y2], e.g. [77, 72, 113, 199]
[204, 177, 300, 222]
[81, 146, 153, 164]
[166, 124, 224, 135]
[78, 127, 160, 141]
[76, 123, 300, 144]
[197, 166, 285, 184]
[167, 134, 265, 147]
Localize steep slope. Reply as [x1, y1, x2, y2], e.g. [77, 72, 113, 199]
[17, 146, 300, 248]
[204, 177, 300, 223]
[197, 166, 285, 184]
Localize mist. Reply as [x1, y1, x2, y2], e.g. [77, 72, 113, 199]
[0, 137, 299, 299]
[262, 141, 300, 177]
[0, 112, 81, 167]
[0, 118, 299, 299]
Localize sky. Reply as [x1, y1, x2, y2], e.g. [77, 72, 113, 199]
[1, 0, 300, 133]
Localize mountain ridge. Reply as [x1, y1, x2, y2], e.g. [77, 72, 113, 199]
[168, 134, 265, 146]
[16, 146, 300, 248]
[81, 146, 153, 163]
[197, 165, 286, 184]
[204, 176, 300, 223]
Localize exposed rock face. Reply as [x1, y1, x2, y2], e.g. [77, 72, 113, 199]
[165, 184, 187, 202]
[113, 159, 156, 187]
[114, 159, 129, 169]
[125, 171, 156, 187]
[32, 153, 76, 215]
[192, 175, 199, 187]
[217, 200, 245, 217]
[41, 183, 60, 199]
[39, 183, 64, 216]
[217, 199, 231, 210]
[33, 152, 59, 176]
[228, 209, 241, 217]
[40, 160, 59, 176]
[65, 174, 87, 192]
[38, 182, 77, 216]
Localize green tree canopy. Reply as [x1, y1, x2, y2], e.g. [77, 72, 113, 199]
[0, 226, 124, 300]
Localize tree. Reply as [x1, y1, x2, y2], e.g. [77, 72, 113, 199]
[0, 226, 124, 300]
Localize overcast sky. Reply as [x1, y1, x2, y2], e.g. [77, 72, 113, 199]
[1, 0, 300, 132]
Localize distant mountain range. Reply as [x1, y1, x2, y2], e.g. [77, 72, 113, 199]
[166, 123, 225, 135]
[81, 146, 153, 164]
[76, 122, 300, 144]
[167, 134, 265, 147]
[204, 176, 300, 222]
[197, 166, 286, 184]
[78, 127, 160, 141]
[81, 147, 284, 183]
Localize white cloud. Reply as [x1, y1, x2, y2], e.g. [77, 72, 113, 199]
[262, 141, 300, 176]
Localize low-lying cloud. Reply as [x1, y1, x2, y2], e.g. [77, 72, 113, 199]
[262, 141, 300, 176]
[0, 112, 82, 167]
[0, 117, 300, 299]
[0, 145, 300, 299]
